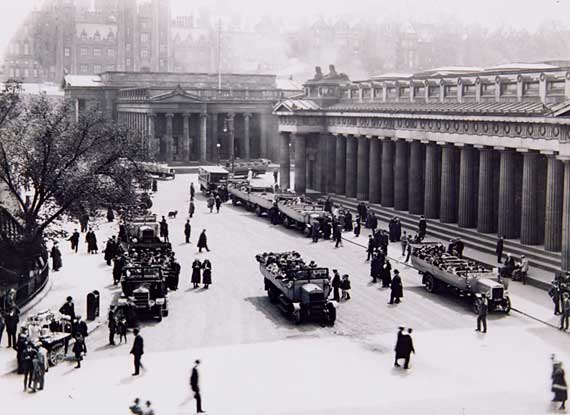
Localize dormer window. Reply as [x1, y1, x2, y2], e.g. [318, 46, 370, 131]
[93, 31, 101, 41]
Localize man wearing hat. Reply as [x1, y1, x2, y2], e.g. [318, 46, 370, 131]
[475, 294, 488, 333]
[190, 359, 205, 413]
[518, 255, 529, 285]
[331, 270, 341, 302]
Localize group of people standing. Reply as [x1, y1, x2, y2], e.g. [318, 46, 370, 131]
[191, 259, 213, 289]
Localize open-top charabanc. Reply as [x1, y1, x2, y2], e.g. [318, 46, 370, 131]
[277, 197, 332, 234]
[256, 251, 336, 326]
[411, 242, 511, 313]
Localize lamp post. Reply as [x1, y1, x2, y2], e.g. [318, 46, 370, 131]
[216, 142, 221, 164]
[223, 114, 235, 174]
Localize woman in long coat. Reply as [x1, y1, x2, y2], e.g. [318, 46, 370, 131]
[552, 362, 568, 410]
[197, 230, 209, 252]
[191, 259, 202, 288]
[381, 260, 392, 288]
[50, 243, 62, 271]
[86, 228, 98, 254]
[389, 269, 403, 304]
[202, 259, 212, 288]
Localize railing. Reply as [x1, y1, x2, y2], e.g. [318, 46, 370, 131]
[118, 88, 300, 101]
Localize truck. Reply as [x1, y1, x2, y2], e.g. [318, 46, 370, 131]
[277, 198, 331, 234]
[198, 166, 230, 194]
[228, 181, 276, 215]
[220, 158, 271, 177]
[256, 252, 336, 326]
[116, 265, 169, 325]
[410, 242, 511, 313]
[135, 161, 175, 180]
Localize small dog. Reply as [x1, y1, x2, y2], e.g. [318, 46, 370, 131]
[167, 210, 178, 219]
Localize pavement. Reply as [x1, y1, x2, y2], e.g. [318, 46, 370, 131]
[1, 173, 569, 415]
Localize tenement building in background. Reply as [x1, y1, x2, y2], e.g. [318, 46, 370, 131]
[64, 71, 300, 162]
[274, 63, 570, 273]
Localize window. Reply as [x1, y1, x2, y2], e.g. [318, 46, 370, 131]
[80, 64, 89, 73]
[141, 32, 149, 43]
[64, 47, 71, 57]
[80, 47, 88, 57]
[93, 48, 101, 57]
[141, 49, 149, 58]
[93, 64, 102, 73]
[23, 42, 29, 55]
[482, 83, 495, 96]
[444, 85, 457, 97]
[500, 82, 517, 96]
[463, 84, 475, 96]
[107, 48, 115, 57]
[106, 64, 115, 71]
[23, 68, 29, 77]
[523, 82, 539, 95]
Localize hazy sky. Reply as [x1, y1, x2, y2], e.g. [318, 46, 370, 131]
[0, 0, 568, 55]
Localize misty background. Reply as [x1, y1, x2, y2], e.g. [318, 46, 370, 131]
[1, 0, 570, 81]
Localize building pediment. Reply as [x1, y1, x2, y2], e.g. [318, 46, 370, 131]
[149, 85, 204, 103]
[273, 99, 320, 114]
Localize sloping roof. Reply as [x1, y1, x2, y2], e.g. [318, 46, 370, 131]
[484, 63, 558, 72]
[320, 101, 550, 116]
[274, 99, 321, 113]
[64, 74, 102, 87]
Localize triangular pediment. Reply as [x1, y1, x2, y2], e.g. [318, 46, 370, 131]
[150, 85, 203, 103]
[273, 99, 320, 115]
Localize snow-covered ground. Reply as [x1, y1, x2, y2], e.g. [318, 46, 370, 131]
[2, 173, 569, 415]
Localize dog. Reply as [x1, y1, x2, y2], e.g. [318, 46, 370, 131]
[167, 210, 178, 219]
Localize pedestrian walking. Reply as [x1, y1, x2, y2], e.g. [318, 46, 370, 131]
[370, 253, 382, 283]
[354, 216, 361, 237]
[73, 334, 87, 368]
[340, 274, 351, 301]
[5, 308, 18, 349]
[400, 232, 408, 256]
[72, 315, 88, 340]
[418, 215, 427, 240]
[86, 228, 98, 254]
[104, 237, 117, 266]
[561, 293, 570, 331]
[197, 229, 210, 252]
[215, 194, 222, 213]
[207, 194, 215, 213]
[475, 295, 488, 333]
[184, 220, 191, 243]
[552, 361, 568, 410]
[108, 307, 117, 346]
[190, 359, 205, 413]
[188, 200, 195, 218]
[405, 238, 412, 263]
[68, 229, 80, 253]
[331, 270, 341, 302]
[113, 254, 126, 285]
[190, 182, 195, 200]
[394, 328, 415, 369]
[366, 235, 375, 261]
[22, 343, 35, 390]
[381, 260, 392, 288]
[50, 242, 62, 271]
[79, 212, 89, 233]
[202, 259, 212, 288]
[334, 223, 343, 248]
[118, 317, 128, 344]
[106, 207, 114, 222]
[496, 236, 504, 263]
[130, 328, 144, 376]
[31, 347, 46, 392]
[311, 219, 320, 243]
[191, 259, 202, 288]
[388, 269, 403, 304]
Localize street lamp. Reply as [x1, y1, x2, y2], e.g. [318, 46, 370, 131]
[222, 115, 235, 175]
[216, 142, 221, 164]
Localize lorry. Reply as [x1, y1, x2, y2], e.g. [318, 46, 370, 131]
[116, 265, 169, 325]
[135, 161, 175, 180]
[228, 181, 276, 216]
[220, 158, 271, 177]
[277, 198, 331, 234]
[198, 166, 230, 194]
[256, 252, 336, 326]
[410, 242, 511, 313]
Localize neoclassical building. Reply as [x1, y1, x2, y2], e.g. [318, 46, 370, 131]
[274, 63, 570, 273]
[64, 71, 300, 162]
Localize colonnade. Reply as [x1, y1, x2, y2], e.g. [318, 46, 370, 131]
[280, 132, 570, 269]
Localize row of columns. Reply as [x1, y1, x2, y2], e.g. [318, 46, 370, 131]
[119, 111, 255, 162]
[280, 132, 570, 270]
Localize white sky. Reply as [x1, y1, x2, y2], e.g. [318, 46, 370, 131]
[0, 0, 568, 55]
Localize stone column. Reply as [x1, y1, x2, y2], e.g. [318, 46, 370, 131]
[477, 147, 496, 233]
[165, 113, 174, 162]
[408, 140, 424, 214]
[182, 113, 190, 162]
[357, 136, 370, 200]
[210, 113, 218, 161]
[243, 113, 251, 160]
[325, 135, 336, 194]
[394, 140, 409, 211]
[458, 145, 477, 228]
[345, 135, 357, 198]
[439, 143, 457, 223]
[381, 139, 395, 207]
[279, 132, 290, 190]
[227, 113, 235, 162]
[259, 113, 269, 158]
[148, 114, 156, 159]
[545, 156, 564, 251]
[498, 148, 517, 238]
[200, 113, 208, 161]
[562, 161, 570, 270]
[315, 134, 326, 192]
[520, 151, 540, 244]
[335, 135, 346, 195]
[424, 142, 440, 219]
[294, 134, 306, 194]
[369, 137, 382, 204]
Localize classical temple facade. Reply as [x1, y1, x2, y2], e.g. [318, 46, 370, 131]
[274, 64, 570, 272]
[64, 71, 300, 162]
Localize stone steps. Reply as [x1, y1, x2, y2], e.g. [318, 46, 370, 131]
[329, 195, 561, 279]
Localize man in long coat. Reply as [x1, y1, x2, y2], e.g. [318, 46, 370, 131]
[104, 237, 116, 266]
[418, 215, 427, 240]
[68, 229, 80, 253]
[85, 228, 98, 254]
[184, 220, 191, 243]
[197, 230, 210, 252]
[389, 269, 403, 304]
[130, 328, 144, 375]
[50, 243, 62, 271]
[331, 270, 341, 302]
[395, 328, 415, 369]
[191, 259, 202, 288]
[371, 253, 382, 283]
[496, 236, 504, 263]
[190, 359, 205, 413]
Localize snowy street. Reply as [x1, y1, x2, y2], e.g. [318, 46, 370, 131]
[1, 173, 569, 415]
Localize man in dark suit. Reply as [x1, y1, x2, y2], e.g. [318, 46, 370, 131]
[496, 236, 504, 263]
[59, 296, 76, 320]
[400, 329, 415, 369]
[130, 328, 144, 376]
[389, 269, 403, 304]
[190, 359, 205, 413]
[475, 295, 488, 333]
[331, 270, 341, 302]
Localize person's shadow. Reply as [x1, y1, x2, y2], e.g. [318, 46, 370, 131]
[179, 394, 193, 407]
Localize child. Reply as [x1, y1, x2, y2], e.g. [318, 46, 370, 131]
[118, 318, 127, 344]
[340, 274, 351, 301]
